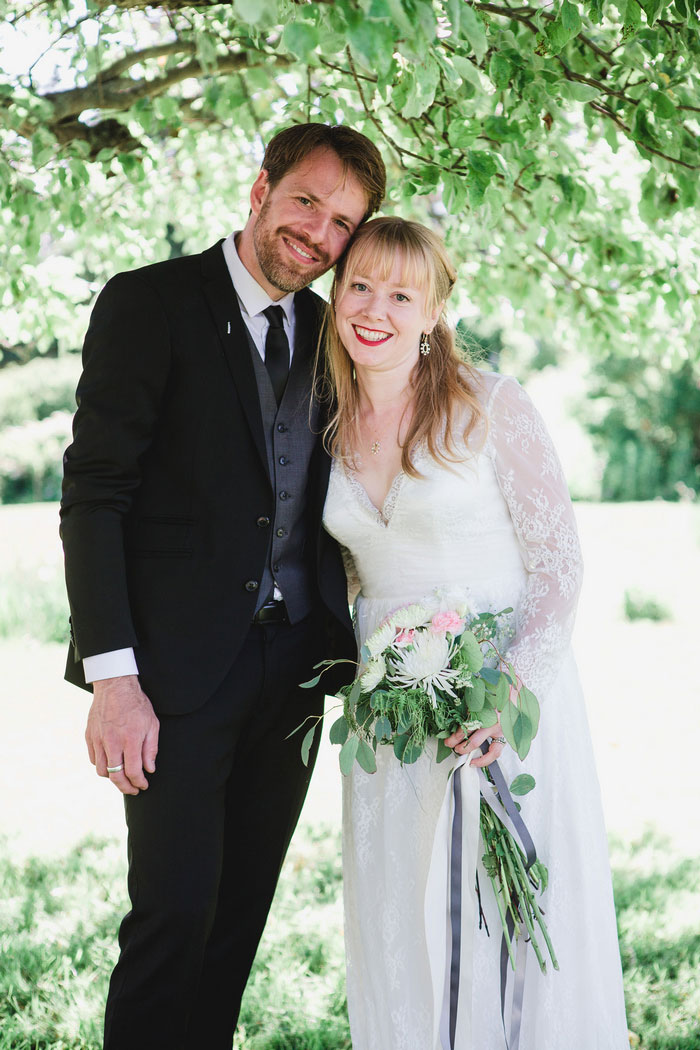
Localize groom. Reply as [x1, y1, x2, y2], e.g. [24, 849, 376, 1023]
[60, 122, 385, 1049]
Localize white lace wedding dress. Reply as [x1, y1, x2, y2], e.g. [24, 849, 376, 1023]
[322, 372, 629, 1050]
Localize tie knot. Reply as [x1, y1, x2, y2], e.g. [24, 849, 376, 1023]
[263, 305, 285, 330]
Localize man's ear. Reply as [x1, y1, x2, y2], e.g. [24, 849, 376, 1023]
[249, 168, 270, 217]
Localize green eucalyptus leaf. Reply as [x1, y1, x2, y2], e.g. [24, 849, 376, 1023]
[301, 725, 316, 767]
[329, 715, 350, 746]
[374, 715, 393, 741]
[436, 737, 454, 763]
[357, 738, 377, 773]
[510, 773, 536, 796]
[339, 736, 360, 776]
[393, 732, 423, 764]
[459, 631, 484, 672]
[466, 677, 486, 714]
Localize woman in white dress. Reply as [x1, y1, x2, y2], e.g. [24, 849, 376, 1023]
[320, 217, 629, 1050]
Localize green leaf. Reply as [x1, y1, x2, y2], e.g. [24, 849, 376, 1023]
[356, 738, 377, 773]
[339, 736, 360, 775]
[458, 631, 484, 672]
[480, 666, 500, 685]
[282, 22, 320, 60]
[495, 672, 510, 710]
[374, 715, 393, 741]
[518, 686, 541, 738]
[460, 7, 488, 65]
[301, 725, 316, 767]
[489, 52, 511, 91]
[393, 732, 423, 764]
[436, 737, 454, 763]
[652, 90, 677, 120]
[329, 715, 350, 745]
[564, 81, 601, 102]
[510, 773, 536, 796]
[500, 704, 533, 759]
[401, 59, 440, 118]
[452, 55, 484, 91]
[466, 677, 486, 714]
[561, 0, 582, 34]
[233, 0, 277, 24]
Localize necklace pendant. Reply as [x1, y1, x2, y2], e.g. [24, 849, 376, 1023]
[371, 440, 381, 455]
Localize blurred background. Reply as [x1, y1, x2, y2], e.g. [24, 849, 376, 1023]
[1, 0, 699, 1046]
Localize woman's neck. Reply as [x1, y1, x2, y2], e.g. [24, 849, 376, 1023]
[355, 366, 414, 418]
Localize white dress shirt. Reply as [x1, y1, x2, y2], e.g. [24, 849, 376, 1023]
[83, 234, 297, 683]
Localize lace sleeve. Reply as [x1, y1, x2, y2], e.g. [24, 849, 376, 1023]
[485, 375, 583, 700]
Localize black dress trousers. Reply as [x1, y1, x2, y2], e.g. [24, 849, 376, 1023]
[103, 611, 327, 1050]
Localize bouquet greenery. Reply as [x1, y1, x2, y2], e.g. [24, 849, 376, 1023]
[300, 597, 558, 974]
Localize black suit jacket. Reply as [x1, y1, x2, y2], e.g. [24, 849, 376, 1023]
[60, 241, 354, 714]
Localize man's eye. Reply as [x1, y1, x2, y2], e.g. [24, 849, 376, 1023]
[334, 219, 349, 231]
[298, 197, 311, 206]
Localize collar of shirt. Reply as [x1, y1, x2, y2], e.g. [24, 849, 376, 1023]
[221, 234, 293, 336]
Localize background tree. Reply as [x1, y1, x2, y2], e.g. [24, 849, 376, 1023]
[1, 0, 698, 497]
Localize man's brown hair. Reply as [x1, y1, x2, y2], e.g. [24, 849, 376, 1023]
[262, 123, 386, 222]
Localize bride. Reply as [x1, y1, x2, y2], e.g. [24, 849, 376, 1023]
[320, 216, 629, 1049]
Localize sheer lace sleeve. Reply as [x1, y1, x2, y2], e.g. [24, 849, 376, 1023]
[485, 375, 583, 699]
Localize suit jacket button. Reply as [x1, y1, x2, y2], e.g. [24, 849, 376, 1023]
[256, 516, 270, 528]
[244, 580, 259, 592]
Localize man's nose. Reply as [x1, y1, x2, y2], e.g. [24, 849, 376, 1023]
[299, 211, 330, 249]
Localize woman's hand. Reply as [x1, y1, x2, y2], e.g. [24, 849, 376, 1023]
[445, 722, 506, 768]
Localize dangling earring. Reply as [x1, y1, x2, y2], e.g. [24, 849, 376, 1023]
[420, 333, 431, 356]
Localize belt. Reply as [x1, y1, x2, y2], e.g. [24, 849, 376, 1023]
[252, 599, 289, 625]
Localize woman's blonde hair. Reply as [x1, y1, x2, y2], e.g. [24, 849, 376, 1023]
[319, 216, 484, 476]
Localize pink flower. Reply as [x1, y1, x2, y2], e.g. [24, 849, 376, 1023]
[395, 628, 415, 647]
[430, 611, 465, 635]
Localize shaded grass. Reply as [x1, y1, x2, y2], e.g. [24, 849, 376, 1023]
[612, 831, 700, 1049]
[1, 829, 698, 1048]
[0, 563, 68, 644]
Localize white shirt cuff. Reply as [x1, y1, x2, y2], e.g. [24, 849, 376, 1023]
[83, 648, 139, 683]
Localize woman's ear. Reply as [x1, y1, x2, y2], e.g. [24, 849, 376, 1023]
[425, 300, 445, 334]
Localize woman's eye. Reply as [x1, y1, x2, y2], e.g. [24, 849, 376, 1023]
[395, 293, 410, 302]
[352, 283, 368, 292]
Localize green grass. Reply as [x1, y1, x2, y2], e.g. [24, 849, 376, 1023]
[0, 562, 69, 644]
[2, 829, 699, 1049]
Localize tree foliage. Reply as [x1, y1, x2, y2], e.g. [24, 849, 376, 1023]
[1, 0, 699, 371]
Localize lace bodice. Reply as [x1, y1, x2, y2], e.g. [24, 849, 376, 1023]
[323, 372, 583, 699]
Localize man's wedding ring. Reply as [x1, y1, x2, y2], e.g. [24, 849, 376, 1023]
[107, 763, 124, 773]
[493, 737, 506, 745]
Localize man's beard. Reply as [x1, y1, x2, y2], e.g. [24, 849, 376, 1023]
[253, 201, 330, 293]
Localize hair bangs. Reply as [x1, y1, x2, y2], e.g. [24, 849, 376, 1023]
[337, 222, 436, 306]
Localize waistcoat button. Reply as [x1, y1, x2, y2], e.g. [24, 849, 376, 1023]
[277, 423, 287, 433]
[256, 516, 270, 528]
[279, 491, 289, 501]
[279, 456, 288, 466]
[276, 528, 286, 538]
[244, 579, 259, 592]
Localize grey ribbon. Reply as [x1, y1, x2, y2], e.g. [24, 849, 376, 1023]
[448, 768, 463, 1048]
[447, 747, 539, 1050]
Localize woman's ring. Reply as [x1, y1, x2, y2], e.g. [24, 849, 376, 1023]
[107, 763, 124, 773]
[492, 737, 506, 745]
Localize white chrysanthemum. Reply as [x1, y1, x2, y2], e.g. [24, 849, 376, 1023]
[365, 621, 395, 658]
[389, 603, 430, 629]
[388, 631, 459, 705]
[361, 655, 386, 692]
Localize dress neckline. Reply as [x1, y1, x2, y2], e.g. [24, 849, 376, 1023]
[342, 464, 406, 528]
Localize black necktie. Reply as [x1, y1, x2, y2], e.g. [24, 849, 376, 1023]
[262, 306, 290, 405]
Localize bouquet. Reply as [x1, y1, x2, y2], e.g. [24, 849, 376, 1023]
[299, 596, 558, 974]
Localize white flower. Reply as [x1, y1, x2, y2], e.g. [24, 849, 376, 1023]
[389, 603, 430, 629]
[365, 621, 395, 658]
[361, 655, 386, 692]
[388, 630, 459, 705]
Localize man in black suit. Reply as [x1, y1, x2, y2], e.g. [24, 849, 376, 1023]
[60, 123, 385, 1050]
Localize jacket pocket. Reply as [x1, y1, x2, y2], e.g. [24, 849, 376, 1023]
[126, 515, 195, 558]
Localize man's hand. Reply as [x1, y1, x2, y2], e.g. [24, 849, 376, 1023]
[86, 675, 160, 795]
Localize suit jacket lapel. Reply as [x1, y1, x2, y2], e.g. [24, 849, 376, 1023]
[200, 241, 269, 477]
